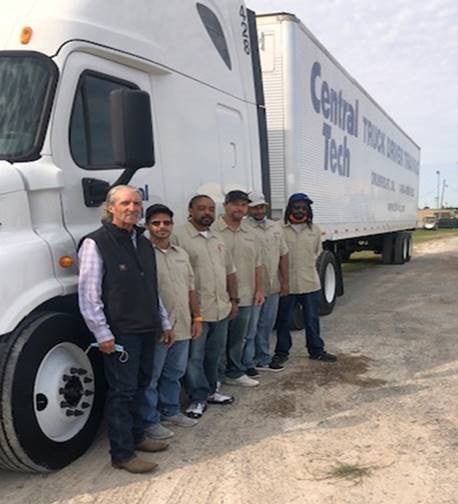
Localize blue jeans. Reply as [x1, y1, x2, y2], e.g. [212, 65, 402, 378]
[224, 306, 253, 378]
[254, 293, 280, 366]
[185, 318, 229, 401]
[141, 339, 190, 426]
[102, 332, 156, 463]
[241, 304, 262, 369]
[275, 291, 325, 358]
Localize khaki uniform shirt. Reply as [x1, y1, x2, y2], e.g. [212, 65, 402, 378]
[282, 222, 322, 294]
[172, 222, 234, 322]
[246, 217, 288, 296]
[213, 216, 262, 307]
[154, 244, 194, 341]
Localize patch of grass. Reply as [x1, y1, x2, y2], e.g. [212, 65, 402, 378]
[412, 228, 458, 244]
[328, 462, 372, 482]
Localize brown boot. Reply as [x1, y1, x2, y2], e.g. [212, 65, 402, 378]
[112, 457, 158, 474]
[135, 438, 169, 453]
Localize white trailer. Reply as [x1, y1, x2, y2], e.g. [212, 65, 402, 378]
[257, 13, 420, 314]
[0, 0, 264, 472]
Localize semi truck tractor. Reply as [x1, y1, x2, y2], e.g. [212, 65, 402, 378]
[0, 2, 419, 472]
[257, 13, 420, 315]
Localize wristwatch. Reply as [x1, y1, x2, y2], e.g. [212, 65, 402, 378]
[230, 297, 240, 304]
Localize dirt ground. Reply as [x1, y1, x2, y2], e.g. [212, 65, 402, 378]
[1, 236, 457, 504]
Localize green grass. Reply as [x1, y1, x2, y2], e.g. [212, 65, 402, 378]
[327, 462, 372, 482]
[412, 228, 458, 244]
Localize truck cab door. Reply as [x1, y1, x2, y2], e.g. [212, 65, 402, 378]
[51, 50, 164, 248]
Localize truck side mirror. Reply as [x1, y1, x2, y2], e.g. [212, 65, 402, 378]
[110, 88, 154, 181]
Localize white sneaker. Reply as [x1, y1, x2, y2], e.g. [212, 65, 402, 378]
[145, 422, 174, 440]
[207, 391, 234, 404]
[185, 401, 207, 419]
[162, 412, 198, 427]
[224, 374, 259, 387]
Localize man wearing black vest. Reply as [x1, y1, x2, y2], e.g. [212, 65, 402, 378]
[78, 185, 173, 474]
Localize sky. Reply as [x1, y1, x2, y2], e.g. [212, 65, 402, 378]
[248, 0, 458, 208]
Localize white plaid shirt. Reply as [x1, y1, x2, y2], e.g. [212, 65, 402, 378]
[78, 237, 172, 343]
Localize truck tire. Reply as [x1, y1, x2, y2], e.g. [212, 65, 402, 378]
[393, 232, 408, 264]
[405, 233, 412, 262]
[0, 312, 105, 472]
[382, 234, 394, 264]
[317, 251, 338, 315]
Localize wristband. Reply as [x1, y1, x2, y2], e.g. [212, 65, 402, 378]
[230, 297, 240, 304]
[193, 316, 204, 322]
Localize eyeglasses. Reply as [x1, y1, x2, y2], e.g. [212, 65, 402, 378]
[149, 220, 173, 227]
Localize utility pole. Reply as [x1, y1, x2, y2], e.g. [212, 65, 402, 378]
[435, 170, 440, 209]
[440, 180, 447, 208]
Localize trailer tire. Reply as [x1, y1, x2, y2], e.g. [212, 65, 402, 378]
[382, 234, 394, 264]
[317, 251, 338, 315]
[393, 233, 408, 264]
[405, 233, 412, 262]
[0, 312, 105, 472]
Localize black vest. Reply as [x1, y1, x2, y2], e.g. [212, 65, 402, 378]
[86, 222, 161, 336]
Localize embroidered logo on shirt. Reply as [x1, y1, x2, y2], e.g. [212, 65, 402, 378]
[119, 264, 128, 271]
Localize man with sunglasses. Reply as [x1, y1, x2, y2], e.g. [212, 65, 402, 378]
[274, 193, 337, 363]
[141, 203, 202, 438]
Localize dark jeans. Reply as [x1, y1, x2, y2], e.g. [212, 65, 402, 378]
[185, 318, 229, 401]
[103, 332, 156, 463]
[275, 291, 325, 358]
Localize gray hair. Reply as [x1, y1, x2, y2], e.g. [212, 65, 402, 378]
[101, 185, 142, 223]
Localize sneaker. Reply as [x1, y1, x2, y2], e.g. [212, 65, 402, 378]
[207, 391, 234, 404]
[162, 412, 198, 427]
[224, 374, 259, 387]
[246, 367, 259, 377]
[185, 401, 207, 419]
[112, 457, 158, 474]
[145, 423, 174, 440]
[309, 351, 337, 362]
[273, 354, 289, 365]
[256, 361, 284, 372]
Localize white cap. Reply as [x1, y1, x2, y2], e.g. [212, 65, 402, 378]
[248, 190, 268, 207]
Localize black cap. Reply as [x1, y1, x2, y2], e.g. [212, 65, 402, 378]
[145, 203, 174, 223]
[224, 190, 249, 204]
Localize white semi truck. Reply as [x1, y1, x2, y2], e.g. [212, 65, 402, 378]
[257, 13, 420, 315]
[0, 2, 419, 472]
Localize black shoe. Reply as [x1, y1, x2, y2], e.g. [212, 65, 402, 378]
[246, 367, 259, 377]
[268, 360, 284, 371]
[309, 351, 337, 362]
[273, 354, 288, 365]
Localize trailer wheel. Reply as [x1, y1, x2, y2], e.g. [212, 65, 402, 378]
[0, 312, 105, 472]
[317, 251, 338, 315]
[382, 234, 394, 264]
[405, 233, 412, 262]
[393, 233, 408, 264]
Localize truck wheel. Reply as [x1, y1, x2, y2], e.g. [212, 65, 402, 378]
[0, 312, 105, 472]
[317, 251, 338, 315]
[393, 233, 407, 264]
[405, 233, 412, 262]
[382, 234, 394, 264]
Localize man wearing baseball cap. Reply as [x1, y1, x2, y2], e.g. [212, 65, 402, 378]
[275, 193, 337, 363]
[244, 191, 289, 373]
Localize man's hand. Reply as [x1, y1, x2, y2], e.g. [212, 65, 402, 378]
[161, 330, 176, 347]
[191, 321, 203, 339]
[99, 339, 116, 354]
[229, 301, 239, 320]
[254, 290, 265, 306]
[280, 282, 289, 297]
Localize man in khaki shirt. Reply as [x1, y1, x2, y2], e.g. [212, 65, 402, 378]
[213, 190, 264, 387]
[173, 195, 238, 419]
[142, 204, 202, 439]
[275, 193, 337, 363]
[244, 191, 289, 372]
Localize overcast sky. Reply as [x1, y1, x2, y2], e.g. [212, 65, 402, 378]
[248, 0, 458, 208]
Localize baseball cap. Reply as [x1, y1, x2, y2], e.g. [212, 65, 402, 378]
[288, 193, 313, 205]
[224, 190, 249, 204]
[248, 190, 268, 207]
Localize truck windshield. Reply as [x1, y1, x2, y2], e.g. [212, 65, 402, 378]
[0, 52, 58, 162]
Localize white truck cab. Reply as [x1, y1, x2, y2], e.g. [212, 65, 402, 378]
[0, 0, 264, 472]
